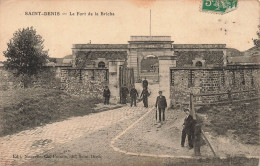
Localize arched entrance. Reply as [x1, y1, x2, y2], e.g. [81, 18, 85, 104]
[139, 55, 159, 82]
[140, 55, 159, 73]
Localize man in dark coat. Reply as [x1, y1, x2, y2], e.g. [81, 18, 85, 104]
[142, 77, 148, 89]
[103, 86, 110, 105]
[181, 109, 194, 149]
[130, 85, 138, 107]
[120, 84, 129, 104]
[155, 91, 167, 122]
[140, 87, 149, 108]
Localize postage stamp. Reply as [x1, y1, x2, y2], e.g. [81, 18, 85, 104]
[201, 0, 238, 14]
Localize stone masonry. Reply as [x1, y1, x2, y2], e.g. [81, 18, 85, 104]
[61, 68, 108, 98]
[170, 65, 260, 106]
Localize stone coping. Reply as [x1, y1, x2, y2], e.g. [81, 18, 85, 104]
[170, 65, 260, 70]
[173, 44, 226, 49]
[72, 44, 128, 49]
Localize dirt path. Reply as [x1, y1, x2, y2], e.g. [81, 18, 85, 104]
[1, 83, 259, 166]
[0, 104, 148, 166]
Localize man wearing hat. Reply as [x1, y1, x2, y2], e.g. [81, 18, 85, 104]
[155, 91, 167, 122]
[142, 77, 148, 89]
[103, 86, 111, 105]
[120, 84, 129, 104]
[130, 85, 138, 107]
[181, 108, 194, 149]
[140, 87, 149, 108]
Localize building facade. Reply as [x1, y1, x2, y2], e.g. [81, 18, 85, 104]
[71, 36, 227, 81]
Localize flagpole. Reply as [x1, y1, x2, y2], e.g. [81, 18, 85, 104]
[150, 9, 151, 36]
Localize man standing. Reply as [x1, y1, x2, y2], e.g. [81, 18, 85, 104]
[155, 91, 167, 122]
[181, 109, 194, 149]
[103, 86, 110, 105]
[130, 85, 138, 107]
[142, 77, 148, 89]
[120, 84, 129, 104]
[140, 87, 149, 108]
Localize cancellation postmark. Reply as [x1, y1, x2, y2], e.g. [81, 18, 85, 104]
[201, 0, 238, 15]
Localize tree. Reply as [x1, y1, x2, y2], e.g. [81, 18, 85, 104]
[3, 27, 48, 76]
[253, 25, 260, 48]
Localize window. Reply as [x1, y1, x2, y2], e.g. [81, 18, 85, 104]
[240, 70, 245, 85]
[195, 61, 202, 67]
[188, 70, 194, 88]
[170, 70, 174, 86]
[98, 61, 105, 68]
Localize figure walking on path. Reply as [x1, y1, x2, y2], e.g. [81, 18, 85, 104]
[155, 91, 167, 122]
[103, 86, 110, 105]
[181, 109, 194, 149]
[142, 77, 148, 89]
[130, 85, 138, 107]
[140, 87, 149, 108]
[120, 84, 129, 104]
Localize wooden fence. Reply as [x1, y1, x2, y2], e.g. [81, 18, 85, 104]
[192, 89, 259, 106]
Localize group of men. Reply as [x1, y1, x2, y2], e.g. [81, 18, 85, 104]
[103, 78, 168, 122]
[104, 80, 196, 149]
[120, 77, 149, 107]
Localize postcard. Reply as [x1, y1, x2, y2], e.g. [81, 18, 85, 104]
[0, 0, 259, 166]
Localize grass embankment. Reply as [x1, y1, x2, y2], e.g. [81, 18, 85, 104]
[0, 88, 102, 136]
[197, 101, 259, 145]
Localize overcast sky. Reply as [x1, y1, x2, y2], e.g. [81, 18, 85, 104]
[0, 0, 259, 61]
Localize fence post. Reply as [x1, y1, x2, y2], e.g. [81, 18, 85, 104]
[189, 93, 196, 120]
[194, 120, 201, 156]
[190, 93, 201, 156]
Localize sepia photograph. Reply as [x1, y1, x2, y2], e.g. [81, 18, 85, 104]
[0, 0, 259, 165]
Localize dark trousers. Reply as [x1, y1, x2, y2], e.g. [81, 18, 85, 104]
[143, 97, 148, 108]
[181, 129, 193, 148]
[104, 97, 110, 105]
[158, 108, 165, 121]
[121, 95, 127, 104]
[130, 97, 136, 107]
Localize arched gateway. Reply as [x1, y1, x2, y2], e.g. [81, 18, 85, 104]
[127, 36, 173, 81]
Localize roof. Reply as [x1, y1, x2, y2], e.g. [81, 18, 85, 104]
[130, 36, 172, 42]
[173, 44, 226, 49]
[73, 44, 128, 49]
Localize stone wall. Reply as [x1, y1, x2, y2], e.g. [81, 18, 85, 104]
[170, 65, 260, 106]
[0, 68, 18, 90]
[61, 68, 108, 98]
[0, 67, 61, 90]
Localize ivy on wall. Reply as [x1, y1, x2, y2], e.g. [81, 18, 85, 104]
[75, 51, 127, 68]
[175, 51, 224, 67]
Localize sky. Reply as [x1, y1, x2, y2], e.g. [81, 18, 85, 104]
[0, 0, 259, 61]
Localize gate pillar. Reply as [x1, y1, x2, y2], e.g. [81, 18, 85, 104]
[108, 60, 125, 103]
[158, 56, 176, 107]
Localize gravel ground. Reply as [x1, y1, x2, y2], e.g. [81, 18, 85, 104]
[20, 106, 259, 166]
[114, 108, 213, 157]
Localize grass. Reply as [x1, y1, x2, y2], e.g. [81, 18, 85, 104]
[197, 100, 259, 145]
[0, 87, 102, 136]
